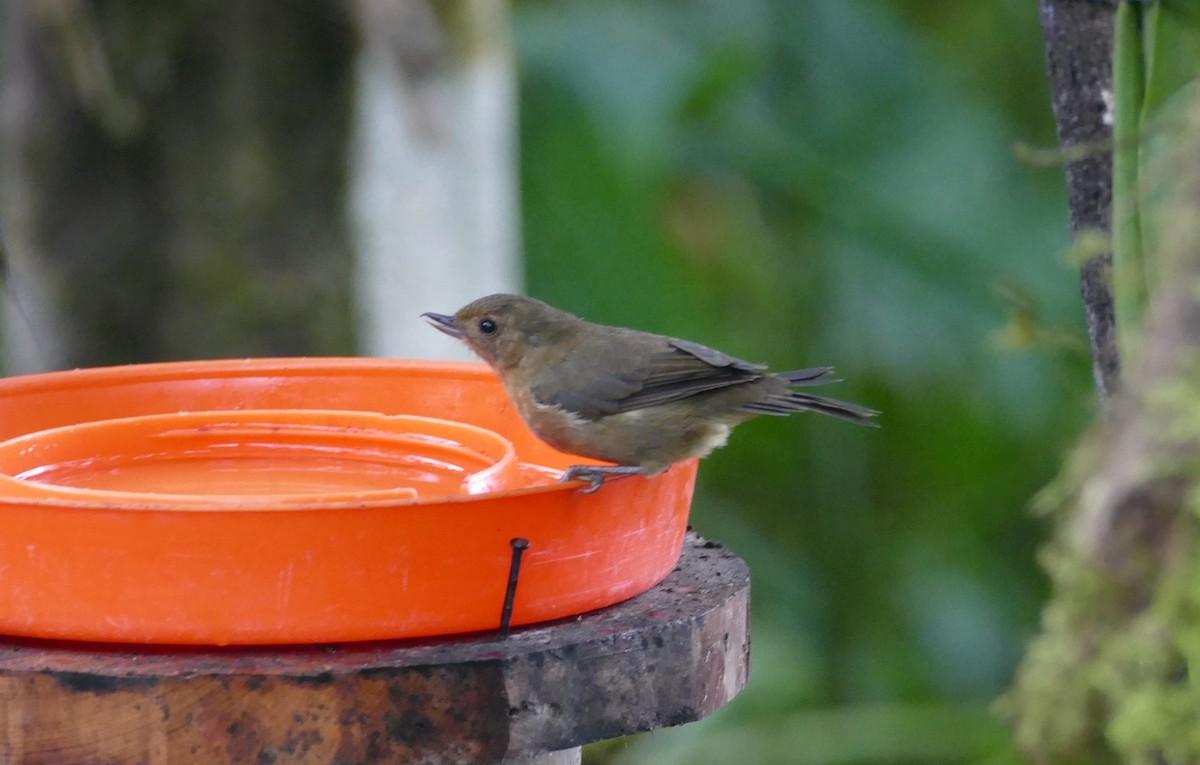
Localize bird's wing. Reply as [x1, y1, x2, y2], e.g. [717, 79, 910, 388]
[664, 338, 766, 372]
[534, 336, 769, 419]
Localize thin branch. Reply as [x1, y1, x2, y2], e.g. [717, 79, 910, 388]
[1038, 0, 1120, 412]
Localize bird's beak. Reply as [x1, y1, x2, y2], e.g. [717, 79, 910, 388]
[421, 312, 464, 339]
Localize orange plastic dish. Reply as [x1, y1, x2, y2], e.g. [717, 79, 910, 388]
[0, 358, 697, 645]
[0, 409, 521, 505]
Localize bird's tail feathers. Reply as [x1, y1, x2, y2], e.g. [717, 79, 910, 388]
[741, 388, 879, 426]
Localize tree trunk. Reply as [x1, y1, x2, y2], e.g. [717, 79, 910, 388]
[0, 2, 359, 372]
[350, 0, 522, 362]
[0, 1, 520, 372]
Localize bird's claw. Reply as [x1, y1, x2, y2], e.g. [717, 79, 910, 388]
[559, 466, 606, 493]
[559, 465, 643, 493]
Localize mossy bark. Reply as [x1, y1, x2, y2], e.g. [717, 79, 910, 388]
[0, 2, 358, 370]
[1004, 79, 1200, 765]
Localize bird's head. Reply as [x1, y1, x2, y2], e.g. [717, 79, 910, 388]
[422, 294, 579, 371]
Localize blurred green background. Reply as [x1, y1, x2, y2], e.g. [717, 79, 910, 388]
[513, 1, 1092, 762]
[0, 0, 1094, 761]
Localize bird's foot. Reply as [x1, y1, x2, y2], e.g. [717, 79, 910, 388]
[559, 465, 644, 494]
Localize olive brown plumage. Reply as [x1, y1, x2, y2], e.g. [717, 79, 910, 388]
[423, 294, 877, 490]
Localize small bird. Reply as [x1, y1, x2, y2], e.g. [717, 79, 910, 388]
[423, 294, 877, 491]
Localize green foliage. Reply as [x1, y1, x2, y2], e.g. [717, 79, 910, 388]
[1112, 0, 1200, 361]
[513, 0, 1090, 762]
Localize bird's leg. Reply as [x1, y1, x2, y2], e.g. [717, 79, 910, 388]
[559, 465, 644, 494]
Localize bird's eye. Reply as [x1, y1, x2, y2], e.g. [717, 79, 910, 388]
[479, 318, 498, 335]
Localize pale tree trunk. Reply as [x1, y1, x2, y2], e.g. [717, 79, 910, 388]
[351, 0, 522, 362]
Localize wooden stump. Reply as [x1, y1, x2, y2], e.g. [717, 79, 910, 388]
[0, 534, 749, 764]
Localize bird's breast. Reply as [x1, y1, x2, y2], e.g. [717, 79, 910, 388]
[507, 385, 736, 472]
[511, 393, 601, 457]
